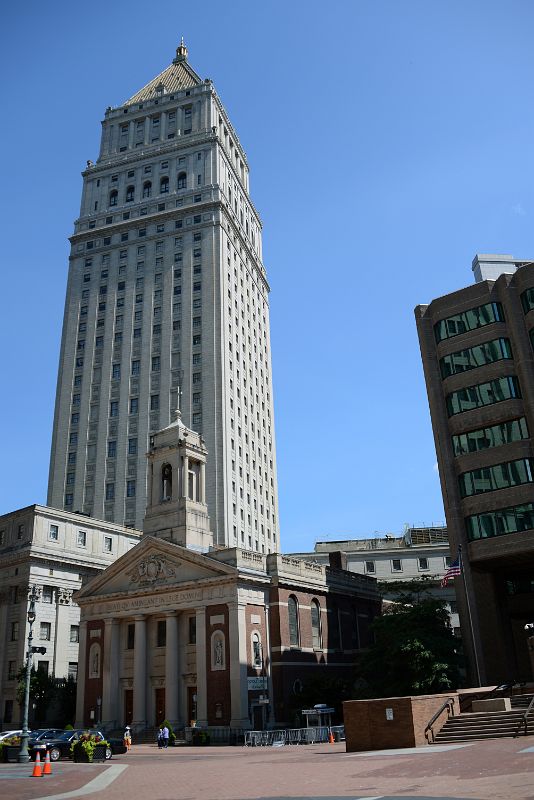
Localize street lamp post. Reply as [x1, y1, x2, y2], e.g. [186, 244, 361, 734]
[18, 586, 39, 763]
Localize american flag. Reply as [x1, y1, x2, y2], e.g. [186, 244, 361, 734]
[441, 554, 462, 587]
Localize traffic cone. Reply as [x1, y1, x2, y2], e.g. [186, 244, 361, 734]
[43, 750, 52, 775]
[32, 751, 42, 777]
[328, 731, 335, 744]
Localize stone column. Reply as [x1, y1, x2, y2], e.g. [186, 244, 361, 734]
[228, 601, 250, 728]
[102, 619, 120, 726]
[144, 117, 150, 146]
[200, 463, 206, 504]
[195, 607, 208, 726]
[133, 615, 147, 727]
[74, 620, 88, 727]
[165, 612, 179, 724]
[264, 604, 275, 726]
[182, 456, 189, 498]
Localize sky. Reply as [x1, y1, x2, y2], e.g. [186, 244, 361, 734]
[1, 1, 534, 552]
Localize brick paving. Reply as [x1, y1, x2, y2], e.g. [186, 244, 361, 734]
[0, 761, 110, 800]
[3, 738, 534, 800]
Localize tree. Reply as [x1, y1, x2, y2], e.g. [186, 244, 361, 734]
[55, 676, 77, 726]
[358, 578, 462, 698]
[17, 667, 57, 723]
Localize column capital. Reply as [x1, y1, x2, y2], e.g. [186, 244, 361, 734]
[104, 617, 120, 627]
[195, 606, 206, 617]
[133, 614, 146, 622]
[165, 610, 178, 619]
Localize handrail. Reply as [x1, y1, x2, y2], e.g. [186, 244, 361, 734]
[514, 695, 534, 737]
[459, 681, 524, 713]
[424, 697, 455, 743]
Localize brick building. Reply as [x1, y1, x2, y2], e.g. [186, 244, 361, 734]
[415, 254, 534, 685]
[75, 412, 379, 732]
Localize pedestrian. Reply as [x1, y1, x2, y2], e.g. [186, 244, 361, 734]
[157, 727, 164, 749]
[124, 725, 132, 751]
[162, 724, 169, 748]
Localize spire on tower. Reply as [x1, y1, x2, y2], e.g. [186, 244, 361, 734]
[174, 37, 188, 63]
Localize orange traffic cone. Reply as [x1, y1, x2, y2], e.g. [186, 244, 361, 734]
[32, 751, 42, 777]
[328, 731, 335, 744]
[43, 750, 52, 775]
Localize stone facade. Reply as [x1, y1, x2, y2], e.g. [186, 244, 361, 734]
[47, 41, 279, 552]
[415, 256, 534, 685]
[75, 413, 380, 732]
[0, 505, 141, 728]
[289, 527, 460, 633]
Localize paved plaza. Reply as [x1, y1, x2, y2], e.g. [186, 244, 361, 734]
[2, 738, 534, 800]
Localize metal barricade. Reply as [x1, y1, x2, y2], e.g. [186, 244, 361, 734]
[244, 726, 334, 747]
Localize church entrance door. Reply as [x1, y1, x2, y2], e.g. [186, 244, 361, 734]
[155, 688, 165, 725]
[187, 687, 197, 725]
[124, 690, 133, 725]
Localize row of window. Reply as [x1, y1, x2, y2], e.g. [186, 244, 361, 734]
[9, 621, 79, 643]
[466, 502, 534, 541]
[452, 417, 529, 457]
[287, 596, 361, 651]
[434, 302, 504, 343]
[363, 556, 450, 573]
[109, 173, 196, 206]
[459, 457, 534, 498]
[440, 337, 512, 379]
[82, 213, 204, 249]
[0, 523, 26, 546]
[48, 525, 114, 551]
[446, 375, 521, 417]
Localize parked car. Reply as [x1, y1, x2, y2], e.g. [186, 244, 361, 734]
[29, 729, 65, 744]
[31, 729, 127, 761]
[0, 730, 22, 741]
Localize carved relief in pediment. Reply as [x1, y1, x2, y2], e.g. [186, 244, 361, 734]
[126, 554, 178, 585]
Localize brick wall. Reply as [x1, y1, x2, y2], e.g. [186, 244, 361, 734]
[205, 603, 230, 725]
[83, 620, 104, 726]
[343, 693, 459, 751]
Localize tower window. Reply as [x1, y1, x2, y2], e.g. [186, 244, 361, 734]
[125, 185, 135, 202]
[109, 190, 118, 206]
[142, 181, 151, 198]
[177, 172, 186, 189]
[160, 177, 169, 194]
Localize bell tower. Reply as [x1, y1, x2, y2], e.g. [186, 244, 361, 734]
[143, 408, 214, 552]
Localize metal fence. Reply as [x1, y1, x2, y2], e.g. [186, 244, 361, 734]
[244, 726, 344, 747]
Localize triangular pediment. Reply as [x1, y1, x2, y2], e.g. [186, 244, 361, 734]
[76, 536, 236, 601]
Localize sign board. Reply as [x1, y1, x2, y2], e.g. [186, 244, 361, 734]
[247, 676, 267, 691]
[385, 708, 394, 721]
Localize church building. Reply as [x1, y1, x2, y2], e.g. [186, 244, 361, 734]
[74, 411, 379, 732]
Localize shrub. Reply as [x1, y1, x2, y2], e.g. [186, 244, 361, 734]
[70, 732, 109, 762]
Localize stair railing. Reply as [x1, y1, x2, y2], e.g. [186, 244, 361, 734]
[424, 697, 456, 744]
[513, 694, 534, 737]
[459, 682, 522, 713]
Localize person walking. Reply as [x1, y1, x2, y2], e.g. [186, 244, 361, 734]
[123, 725, 132, 751]
[157, 727, 164, 749]
[162, 724, 169, 748]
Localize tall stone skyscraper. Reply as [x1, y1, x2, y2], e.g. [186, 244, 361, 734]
[48, 41, 279, 551]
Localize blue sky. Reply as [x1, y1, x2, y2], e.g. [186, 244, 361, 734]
[1, 1, 534, 551]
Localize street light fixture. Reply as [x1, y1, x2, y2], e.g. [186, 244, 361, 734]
[18, 586, 42, 763]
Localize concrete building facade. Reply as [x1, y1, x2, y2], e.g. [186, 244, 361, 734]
[289, 527, 460, 633]
[0, 505, 141, 728]
[415, 255, 534, 685]
[47, 41, 279, 552]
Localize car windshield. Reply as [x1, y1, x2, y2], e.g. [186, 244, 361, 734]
[56, 731, 76, 741]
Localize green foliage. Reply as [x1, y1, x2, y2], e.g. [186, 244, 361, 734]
[161, 718, 176, 744]
[16, 666, 57, 719]
[71, 732, 109, 762]
[64, 724, 74, 730]
[358, 580, 462, 698]
[56, 676, 77, 727]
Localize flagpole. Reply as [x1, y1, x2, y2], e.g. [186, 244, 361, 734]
[458, 544, 482, 686]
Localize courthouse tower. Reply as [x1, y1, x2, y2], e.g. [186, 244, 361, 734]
[48, 41, 279, 550]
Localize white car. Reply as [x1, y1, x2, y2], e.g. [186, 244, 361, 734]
[0, 730, 23, 741]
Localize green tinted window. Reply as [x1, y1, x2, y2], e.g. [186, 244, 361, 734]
[521, 288, 534, 314]
[446, 375, 521, 417]
[466, 502, 534, 541]
[452, 417, 528, 456]
[459, 458, 534, 498]
[440, 337, 512, 378]
[434, 302, 504, 343]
